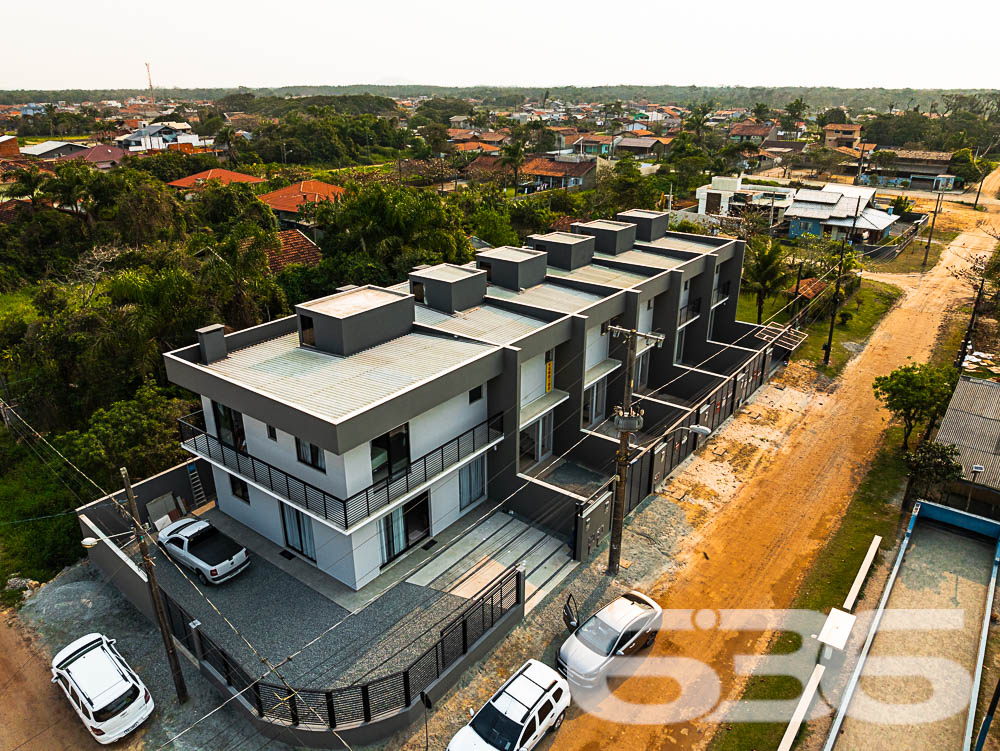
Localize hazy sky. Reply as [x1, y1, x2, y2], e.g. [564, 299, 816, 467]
[4, 0, 997, 90]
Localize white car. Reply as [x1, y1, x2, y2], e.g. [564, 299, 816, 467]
[51, 633, 154, 745]
[157, 518, 249, 585]
[557, 590, 662, 687]
[448, 659, 569, 751]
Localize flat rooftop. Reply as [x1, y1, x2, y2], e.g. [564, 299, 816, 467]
[299, 286, 407, 318]
[411, 264, 483, 282]
[645, 235, 720, 253]
[476, 246, 545, 263]
[618, 209, 669, 220]
[204, 331, 496, 423]
[532, 231, 591, 244]
[577, 219, 635, 231]
[546, 263, 650, 289]
[415, 303, 547, 345]
[486, 281, 603, 314]
[595, 248, 687, 270]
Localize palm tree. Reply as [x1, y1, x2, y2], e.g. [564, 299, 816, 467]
[7, 167, 48, 212]
[500, 139, 527, 194]
[751, 102, 771, 122]
[215, 125, 239, 164]
[684, 102, 713, 144]
[202, 222, 285, 329]
[742, 237, 793, 324]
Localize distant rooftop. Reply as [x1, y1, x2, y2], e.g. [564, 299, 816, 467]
[645, 235, 721, 253]
[598, 248, 684, 270]
[411, 264, 483, 283]
[299, 286, 408, 318]
[532, 231, 591, 244]
[415, 303, 547, 345]
[547, 263, 650, 289]
[576, 219, 635, 231]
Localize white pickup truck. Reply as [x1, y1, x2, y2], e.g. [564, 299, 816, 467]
[157, 518, 250, 585]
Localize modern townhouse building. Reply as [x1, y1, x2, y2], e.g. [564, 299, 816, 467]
[164, 209, 797, 593]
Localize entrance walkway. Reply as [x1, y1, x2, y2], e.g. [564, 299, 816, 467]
[408, 512, 577, 613]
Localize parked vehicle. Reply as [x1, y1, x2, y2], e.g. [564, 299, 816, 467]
[557, 590, 662, 687]
[50, 633, 154, 745]
[157, 518, 249, 584]
[447, 659, 569, 751]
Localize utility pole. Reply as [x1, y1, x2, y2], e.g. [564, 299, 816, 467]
[824, 196, 861, 366]
[121, 468, 188, 704]
[957, 274, 987, 368]
[923, 191, 943, 265]
[792, 261, 804, 324]
[974, 171, 987, 211]
[606, 325, 664, 577]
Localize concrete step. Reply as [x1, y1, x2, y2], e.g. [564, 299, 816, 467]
[406, 513, 515, 587]
[526, 555, 578, 614]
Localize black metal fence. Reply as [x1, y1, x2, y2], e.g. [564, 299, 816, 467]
[160, 566, 522, 729]
[179, 412, 503, 529]
[712, 281, 731, 307]
[679, 298, 702, 326]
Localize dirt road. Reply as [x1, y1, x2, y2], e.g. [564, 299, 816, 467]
[546, 226, 999, 751]
[0, 612, 102, 751]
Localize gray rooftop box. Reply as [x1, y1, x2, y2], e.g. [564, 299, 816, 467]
[616, 209, 669, 242]
[572, 219, 637, 255]
[409, 263, 487, 313]
[525, 231, 595, 271]
[295, 286, 414, 356]
[475, 247, 547, 291]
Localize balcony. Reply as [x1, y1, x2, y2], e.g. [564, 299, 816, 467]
[178, 411, 504, 530]
[712, 280, 731, 307]
[678, 297, 702, 327]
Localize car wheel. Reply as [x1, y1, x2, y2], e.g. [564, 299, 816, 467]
[551, 711, 565, 732]
[644, 631, 656, 649]
[197, 570, 209, 586]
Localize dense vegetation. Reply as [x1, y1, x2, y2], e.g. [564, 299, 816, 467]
[3, 85, 1000, 112]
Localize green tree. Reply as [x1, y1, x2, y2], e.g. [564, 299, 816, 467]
[903, 441, 963, 507]
[816, 108, 848, 127]
[500, 139, 528, 192]
[872, 362, 957, 450]
[200, 222, 286, 329]
[751, 102, 771, 122]
[214, 125, 240, 164]
[742, 237, 793, 324]
[785, 97, 808, 121]
[471, 207, 518, 247]
[6, 167, 48, 211]
[59, 380, 197, 490]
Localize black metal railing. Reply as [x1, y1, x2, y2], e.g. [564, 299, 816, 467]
[678, 297, 702, 326]
[178, 411, 503, 529]
[161, 566, 523, 729]
[712, 280, 731, 306]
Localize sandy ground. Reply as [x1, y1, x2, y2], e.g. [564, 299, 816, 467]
[0, 612, 135, 751]
[542, 227, 999, 751]
[836, 522, 994, 750]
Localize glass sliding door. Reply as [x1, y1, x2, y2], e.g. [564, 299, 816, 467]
[380, 492, 430, 565]
[519, 411, 555, 472]
[281, 503, 316, 561]
[212, 401, 246, 451]
[371, 424, 410, 484]
[459, 456, 486, 510]
[582, 378, 607, 428]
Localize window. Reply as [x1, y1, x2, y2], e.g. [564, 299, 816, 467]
[266, 424, 277, 441]
[601, 321, 609, 335]
[674, 328, 686, 365]
[647, 299, 654, 311]
[479, 260, 492, 281]
[552, 687, 564, 703]
[683, 280, 690, 291]
[299, 314, 315, 346]
[230, 474, 250, 502]
[469, 385, 483, 404]
[538, 698, 554, 721]
[412, 281, 425, 303]
[582, 378, 607, 428]
[212, 401, 246, 451]
[519, 412, 554, 473]
[371, 424, 409, 484]
[295, 438, 326, 472]
[460, 456, 486, 510]
[521, 717, 537, 745]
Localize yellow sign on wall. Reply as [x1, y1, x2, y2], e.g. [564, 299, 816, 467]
[545, 360, 553, 393]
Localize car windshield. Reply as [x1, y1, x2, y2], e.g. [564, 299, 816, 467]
[188, 526, 217, 546]
[56, 638, 103, 670]
[470, 703, 522, 750]
[93, 684, 139, 723]
[575, 615, 620, 656]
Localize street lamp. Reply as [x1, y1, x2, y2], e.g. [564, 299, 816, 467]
[676, 424, 712, 437]
[81, 530, 135, 549]
[966, 464, 985, 510]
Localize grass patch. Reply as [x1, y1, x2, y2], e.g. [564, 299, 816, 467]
[792, 279, 903, 377]
[709, 426, 908, 751]
[865, 229, 959, 274]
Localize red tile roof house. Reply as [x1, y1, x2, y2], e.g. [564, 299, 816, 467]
[728, 121, 777, 144]
[258, 180, 346, 228]
[54, 145, 128, 171]
[264, 229, 323, 274]
[465, 154, 596, 191]
[166, 168, 265, 192]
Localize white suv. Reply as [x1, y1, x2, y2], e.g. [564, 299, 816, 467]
[51, 633, 154, 744]
[448, 659, 570, 751]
